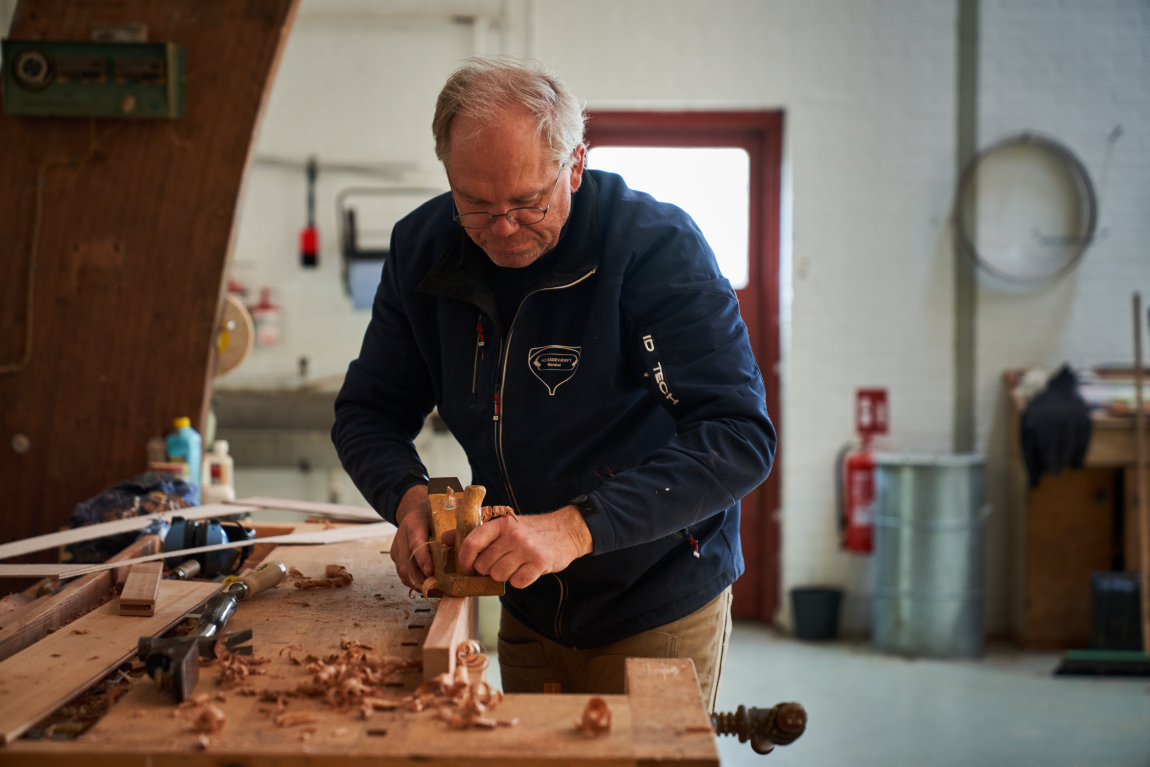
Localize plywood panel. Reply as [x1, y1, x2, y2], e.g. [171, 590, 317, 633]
[0, 0, 299, 558]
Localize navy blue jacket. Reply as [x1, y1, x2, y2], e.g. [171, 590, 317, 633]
[333, 170, 775, 648]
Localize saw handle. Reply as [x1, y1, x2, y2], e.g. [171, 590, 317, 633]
[236, 561, 287, 600]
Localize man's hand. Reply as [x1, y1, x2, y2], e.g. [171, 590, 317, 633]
[391, 484, 431, 590]
[457, 505, 593, 589]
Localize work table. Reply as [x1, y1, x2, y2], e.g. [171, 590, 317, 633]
[2, 525, 719, 766]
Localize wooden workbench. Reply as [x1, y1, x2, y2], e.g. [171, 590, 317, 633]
[1006, 372, 1144, 649]
[2, 527, 719, 765]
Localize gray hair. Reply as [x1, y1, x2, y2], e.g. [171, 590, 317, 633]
[432, 56, 586, 167]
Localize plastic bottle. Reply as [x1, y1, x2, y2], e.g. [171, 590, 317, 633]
[165, 417, 203, 488]
[201, 440, 236, 503]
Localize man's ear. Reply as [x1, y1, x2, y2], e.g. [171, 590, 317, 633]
[568, 144, 586, 192]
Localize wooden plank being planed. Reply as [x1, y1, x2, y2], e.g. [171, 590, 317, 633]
[0, 579, 222, 744]
[118, 562, 163, 617]
[422, 596, 476, 682]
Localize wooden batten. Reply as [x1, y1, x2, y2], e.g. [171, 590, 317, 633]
[118, 561, 163, 617]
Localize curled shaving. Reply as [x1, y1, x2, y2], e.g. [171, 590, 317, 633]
[574, 697, 612, 736]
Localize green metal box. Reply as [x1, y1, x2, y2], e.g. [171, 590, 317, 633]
[1, 39, 184, 119]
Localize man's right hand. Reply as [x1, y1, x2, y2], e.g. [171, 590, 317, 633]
[391, 484, 431, 590]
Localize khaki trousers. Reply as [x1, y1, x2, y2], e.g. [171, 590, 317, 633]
[497, 586, 733, 711]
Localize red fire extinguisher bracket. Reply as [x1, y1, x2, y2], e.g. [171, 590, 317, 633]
[855, 388, 889, 442]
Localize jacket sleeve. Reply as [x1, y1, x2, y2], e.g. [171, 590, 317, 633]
[579, 211, 776, 555]
[331, 238, 437, 525]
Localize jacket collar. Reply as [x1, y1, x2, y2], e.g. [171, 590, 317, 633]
[416, 170, 603, 321]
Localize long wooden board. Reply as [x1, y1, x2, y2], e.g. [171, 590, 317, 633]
[229, 497, 383, 522]
[0, 579, 222, 744]
[0, 0, 299, 558]
[0, 503, 259, 562]
[31, 522, 396, 580]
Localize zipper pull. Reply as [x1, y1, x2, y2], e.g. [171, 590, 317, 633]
[685, 529, 700, 559]
[493, 392, 500, 421]
[477, 316, 485, 347]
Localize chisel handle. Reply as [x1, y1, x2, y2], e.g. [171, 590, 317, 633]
[235, 561, 287, 600]
[456, 485, 486, 560]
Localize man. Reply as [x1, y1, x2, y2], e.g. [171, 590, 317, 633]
[332, 57, 775, 709]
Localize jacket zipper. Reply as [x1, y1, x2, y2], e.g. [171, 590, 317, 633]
[552, 573, 568, 644]
[492, 269, 597, 512]
[470, 315, 485, 404]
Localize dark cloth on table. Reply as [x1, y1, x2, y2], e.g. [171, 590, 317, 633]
[1020, 365, 1093, 487]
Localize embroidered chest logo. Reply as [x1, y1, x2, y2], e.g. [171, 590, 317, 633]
[528, 345, 581, 395]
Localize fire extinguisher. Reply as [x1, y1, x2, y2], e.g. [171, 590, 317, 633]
[835, 441, 874, 553]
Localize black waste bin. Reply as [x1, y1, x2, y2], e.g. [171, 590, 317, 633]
[791, 586, 843, 640]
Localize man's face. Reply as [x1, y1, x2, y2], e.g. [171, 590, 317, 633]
[446, 108, 584, 269]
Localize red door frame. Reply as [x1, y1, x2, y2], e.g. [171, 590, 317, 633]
[585, 111, 784, 623]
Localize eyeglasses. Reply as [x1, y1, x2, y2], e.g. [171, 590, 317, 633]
[452, 161, 568, 230]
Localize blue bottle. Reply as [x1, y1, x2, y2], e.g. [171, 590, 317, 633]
[166, 416, 203, 489]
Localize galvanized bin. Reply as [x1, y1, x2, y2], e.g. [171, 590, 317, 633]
[872, 452, 987, 658]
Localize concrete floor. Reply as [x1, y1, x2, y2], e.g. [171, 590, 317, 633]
[487, 621, 1150, 766]
[713, 623, 1150, 767]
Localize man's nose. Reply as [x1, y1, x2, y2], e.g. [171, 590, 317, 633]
[490, 214, 520, 237]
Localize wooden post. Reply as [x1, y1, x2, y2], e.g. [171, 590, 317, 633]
[1136, 293, 1150, 654]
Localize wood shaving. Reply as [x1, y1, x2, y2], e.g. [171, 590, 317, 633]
[575, 697, 612, 737]
[479, 505, 519, 524]
[294, 565, 354, 590]
[456, 639, 489, 679]
[176, 693, 227, 734]
[71, 629, 91, 635]
[212, 641, 270, 687]
[196, 733, 211, 750]
[286, 566, 307, 580]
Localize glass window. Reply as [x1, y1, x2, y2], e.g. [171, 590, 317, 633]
[588, 146, 750, 290]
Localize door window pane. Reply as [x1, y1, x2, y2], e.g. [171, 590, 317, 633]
[587, 146, 750, 290]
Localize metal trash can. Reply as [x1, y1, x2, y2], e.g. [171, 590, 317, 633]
[872, 452, 987, 658]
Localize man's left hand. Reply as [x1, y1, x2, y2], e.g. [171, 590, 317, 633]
[457, 506, 593, 589]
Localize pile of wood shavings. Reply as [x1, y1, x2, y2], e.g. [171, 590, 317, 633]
[257, 638, 516, 730]
[293, 564, 354, 590]
[257, 638, 422, 719]
[574, 697, 612, 737]
[212, 641, 271, 687]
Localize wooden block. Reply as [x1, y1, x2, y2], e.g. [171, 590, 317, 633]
[428, 540, 505, 598]
[422, 595, 475, 681]
[0, 579, 221, 743]
[118, 562, 163, 617]
[626, 657, 718, 764]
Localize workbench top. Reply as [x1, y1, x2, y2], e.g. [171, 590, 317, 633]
[4, 528, 719, 766]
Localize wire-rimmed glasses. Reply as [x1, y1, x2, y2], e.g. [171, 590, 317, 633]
[452, 160, 568, 229]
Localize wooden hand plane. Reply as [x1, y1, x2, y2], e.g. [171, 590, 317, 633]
[427, 479, 506, 598]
